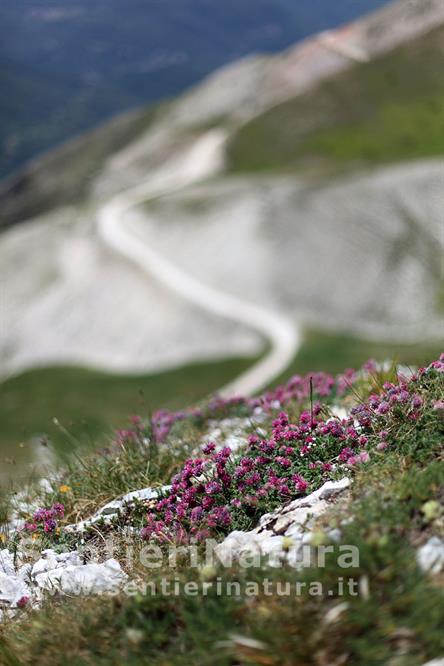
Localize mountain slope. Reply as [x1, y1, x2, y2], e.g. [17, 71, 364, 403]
[0, 0, 392, 177]
[0, 104, 160, 227]
[3, 0, 443, 229]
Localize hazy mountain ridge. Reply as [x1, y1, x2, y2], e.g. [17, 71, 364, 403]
[0, 0, 392, 177]
[3, 0, 444, 229]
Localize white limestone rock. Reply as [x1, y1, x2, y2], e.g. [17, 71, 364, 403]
[215, 478, 350, 566]
[52, 550, 83, 566]
[0, 549, 16, 577]
[0, 544, 127, 620]
[417, 537, 444, 575]
[215, 530, 272, 564]
[258, 477, 350, 533]
[327, 528, 342, 543]
[17, 563, 32, 582]
[0, 572, 31, 607]
[329, 406, 349, 421]
[64, 485, 170, 533]
[39, 478, 54, 495]
[34, 558, 127, 595]
[30, 549, 83, 581]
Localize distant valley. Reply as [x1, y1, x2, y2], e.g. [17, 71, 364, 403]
[0, 0, 392, 177]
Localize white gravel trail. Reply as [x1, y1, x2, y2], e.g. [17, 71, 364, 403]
[97, 130, 299, 397]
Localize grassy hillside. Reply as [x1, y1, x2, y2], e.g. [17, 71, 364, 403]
[228, 26, 444, 173]
[0, 356, 259, 484]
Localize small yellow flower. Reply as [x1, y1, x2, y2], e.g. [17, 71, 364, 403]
[0, 533, 6, 543]
[59, 485, 71, 493]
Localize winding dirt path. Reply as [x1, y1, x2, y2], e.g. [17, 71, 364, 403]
[97, 130, 300, 397]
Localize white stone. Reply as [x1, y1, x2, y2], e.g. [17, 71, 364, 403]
[214, 531, 262, 564]
[201, 417, 256, 454]
[329, 406, 349, 421]
[260, 478, 350, 534]
[323, 602, 349, 625]
[417, 537, 444, 574]
[55, 551, 82, 566]
[0, 572, 31, 607]
[215, 479, 350, 566]
[34, 558, 127, 596]
[259, 535, 285, 556]
[64, 485, 170, 533]
[39, 478, 54, 494]
[17, 564, 32, 581]
[328, 529, 342, 543]
[0, 543, 127, 619]
[30, 558, 48, 578]
[31, 550, 83, 580]
[0, 549, 16, 577]
[317, 477, 350, 500]
[284, 524, 304, 540]
[0, 607, 17, 622]
[31, 552, 59, 578]
[225, 436, 247, 452]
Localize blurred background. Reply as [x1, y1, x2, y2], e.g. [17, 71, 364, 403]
[0, 0, 443, 481]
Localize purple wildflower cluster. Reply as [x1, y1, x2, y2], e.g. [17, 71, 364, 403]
[151, 409, 195, 443]
[141, 355, 443, 542]
[151, 397, 247, 443]
[24, 503, 64, 535]
[17, 596, 30, 609]
[150, 369, 363, 444]
[114, 415, 150, 448]
[140, 405, 354, 543]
